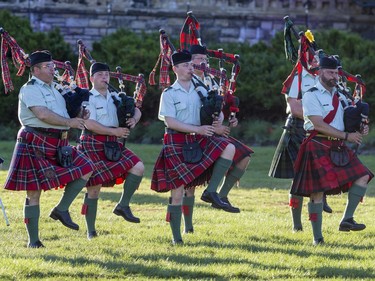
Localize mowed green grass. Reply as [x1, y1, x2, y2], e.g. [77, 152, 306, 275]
[0, 141, 375, 280]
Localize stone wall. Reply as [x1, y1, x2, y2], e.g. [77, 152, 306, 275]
[0, 0, 374, 50]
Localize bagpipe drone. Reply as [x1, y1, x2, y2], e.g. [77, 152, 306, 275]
[74, 39, 147, 128]
[281, 16, 369, 136]
[148, 11, 241, 125]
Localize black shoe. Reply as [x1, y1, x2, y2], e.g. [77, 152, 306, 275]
[113, 204, 140, 223]
[201, 190, 229, 210]
[313, 237, 324, 246]
[339, 217, 366, 232]
[172, 239, 184, 245]
[293, 226, 303, 233]
[50, 207, 79, 230]
[184, 228, 194, 234]
[87, 231, 98, 240]
[28, 240, 45, 248]
[323, 195, 333, 213]
[220, 197, 241, 213]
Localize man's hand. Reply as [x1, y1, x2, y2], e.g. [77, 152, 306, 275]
[126, 117, 137, 129]
[347, 131, 363, 145]
[198, 125, 215, 137]
[214, 125, 230, 137]
[113, 127, 130, 138]
[361, 124, 369, 136]
[229, 116, 238, 128]
[67, 118, 85, 130]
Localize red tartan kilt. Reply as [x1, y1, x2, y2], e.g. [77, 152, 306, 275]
[78, 135, 141, 187]
[227, 136, 253, 170]
[151, 133, 231, 192]
[291, 137, 373, 196]
[4, 129, 94, 191]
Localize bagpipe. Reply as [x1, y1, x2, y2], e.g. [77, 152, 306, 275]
[73, 40, 147, 126]
[180, 11, 241, 121]
[281, 16, 369, 134]
[148, 11, 241, 125]
[0, 27, 93, 118]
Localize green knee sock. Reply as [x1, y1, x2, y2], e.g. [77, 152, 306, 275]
[218, 166, 245, 197]
[308, 202, 323, 241]
[118, 174, 142, 207]
[182, 196, 195, 233]
[206, 158, 232, 192]
[289, 194, 303, 230]
[343, 184, 367, 221]
[82, 193, 98, 233]
[24, 204, 40, 244]
[56, 178, 87, 211]
[167, 204, 182, 242]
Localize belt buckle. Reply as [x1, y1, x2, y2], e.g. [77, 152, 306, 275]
[61, 131, 68, 140]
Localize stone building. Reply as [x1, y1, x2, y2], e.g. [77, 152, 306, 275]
[0, 0, 374, 48]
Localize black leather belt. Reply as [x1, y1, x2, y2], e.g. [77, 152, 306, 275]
[24, 126, 68, 139]
[165, 128, 196, 135]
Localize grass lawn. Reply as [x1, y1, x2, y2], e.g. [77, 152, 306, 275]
[0, 141, 375, 280]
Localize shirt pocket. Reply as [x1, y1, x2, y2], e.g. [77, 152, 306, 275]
[44, 93, 57, 110]
[174, 100, 187, 113]
[96, 107, 108, 118]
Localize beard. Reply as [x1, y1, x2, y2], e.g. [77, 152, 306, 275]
[321, 75, 337, 89]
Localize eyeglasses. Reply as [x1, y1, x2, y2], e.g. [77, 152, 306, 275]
[192, 57, 209, 63]
[40, 63, 55, 69]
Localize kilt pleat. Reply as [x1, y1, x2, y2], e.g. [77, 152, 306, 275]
[151, 133, 230, 192]
[4, 130, 94, 191]
[291, 137, 373, 197]
[78, 135, 141, 187]
[269, 117, 305, 178]
[227, 136, 253, 171]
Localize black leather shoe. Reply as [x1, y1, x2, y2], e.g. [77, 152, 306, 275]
[339, 217, 366, 232]
[293, 226, 303, 233]
[184, 228, 194, 234]
[113, 204, 140, 223]
[28, 240, 45, 248]
[313, 237, 324, 246]
[87, 231, 98, 240]
[323, 195, 333, 213]
[172, 239, 184, 245]
[201, 190, 229, 210]
[220, 197, 240, 213]
[50, 207, 79, 230]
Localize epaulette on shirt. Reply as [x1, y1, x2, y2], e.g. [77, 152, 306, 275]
[163, 86, 173, 92]
[27, 79, 36, 85]
[306, 86, 318, 93]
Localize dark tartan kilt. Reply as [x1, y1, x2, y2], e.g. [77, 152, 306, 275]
[4, 129, 94, 191]
[268, 116, 305, 179]
[227, 136, 254, 171]
[151, 133, 231, 192]
[78, 135, 141, 187]
[291, 137, 373, 197]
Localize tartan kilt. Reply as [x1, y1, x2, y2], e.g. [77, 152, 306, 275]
[151, 133, 231, 192]
[291, 137, 373, 197]
[4, 129, 94, 191]
[227, 136, 254, 171]
[78, 135, 141, 187]
[269, 116, 305, 179]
